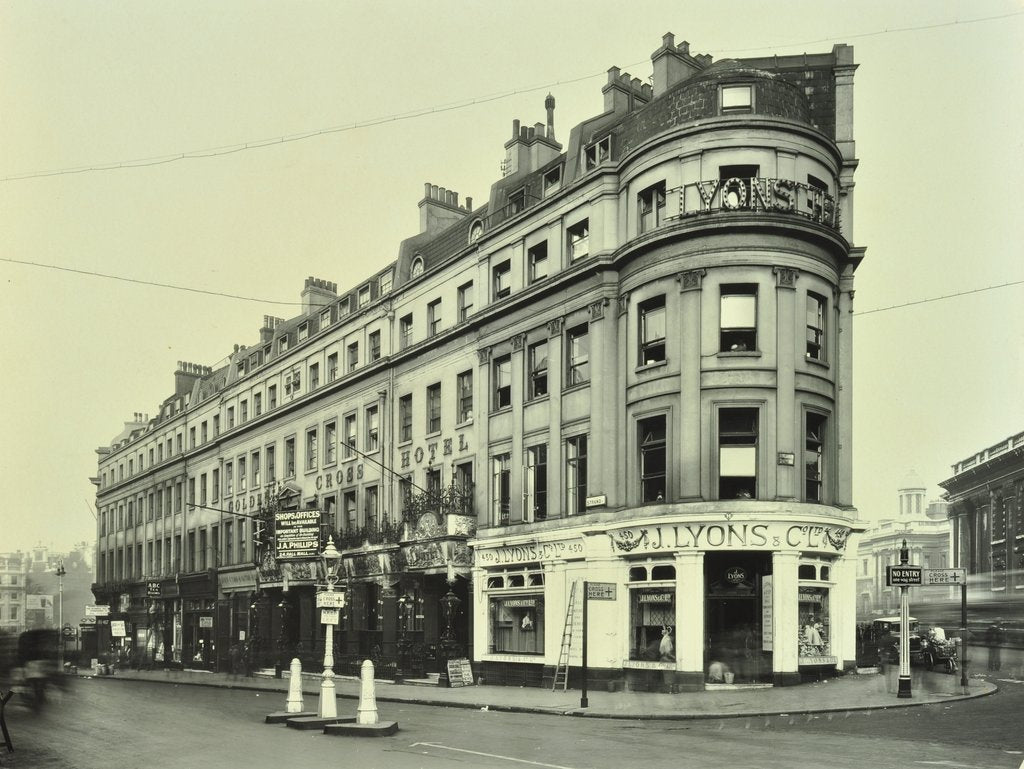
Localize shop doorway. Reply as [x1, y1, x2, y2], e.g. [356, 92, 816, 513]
[704, 552, 772, 684]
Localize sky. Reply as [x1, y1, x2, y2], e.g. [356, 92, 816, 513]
[2, 0, 1023, 554]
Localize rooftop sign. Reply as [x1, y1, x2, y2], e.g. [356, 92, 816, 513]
[677, 177, 839, 230]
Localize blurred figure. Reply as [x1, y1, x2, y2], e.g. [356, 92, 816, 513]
[985, 619, 1005, 672]
[16, 629, 62, 711]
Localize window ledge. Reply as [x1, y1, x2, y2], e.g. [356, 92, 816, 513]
[635, 360, 667, 373]
[805, 356, 830, 370]
[425, 430, 442, 440]
[456, 418, 474, 428]
[717, 350, 762, 359]
[526, 394, 550, 405]
[562, 382, 590, 394]
[397, 439, 413, 448]
[489, 406, 513, 416]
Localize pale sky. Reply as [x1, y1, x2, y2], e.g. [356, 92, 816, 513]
[2, 0, 1022, 553]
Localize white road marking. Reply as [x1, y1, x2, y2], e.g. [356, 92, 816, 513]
[410, 742, 582, 769]
[915, 762, 1002, 768]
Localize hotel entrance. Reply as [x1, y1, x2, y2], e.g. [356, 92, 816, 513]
[704, 552, 772, 684]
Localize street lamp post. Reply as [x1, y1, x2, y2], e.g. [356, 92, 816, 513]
[56, 559, 66, 669]
[897, 539, 912, 699]
[317, 538, 343, 719]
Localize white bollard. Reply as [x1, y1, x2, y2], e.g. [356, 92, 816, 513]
[286, 658, 304, 714]
[356, 659, 379, 725]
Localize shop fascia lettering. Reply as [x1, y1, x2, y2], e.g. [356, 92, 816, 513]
[608, 522, 850, 555]
[477, 538, 585, 566]
[681, 176, 839, 228]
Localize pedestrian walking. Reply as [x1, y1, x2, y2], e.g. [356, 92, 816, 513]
[985, 619, 1004, 672]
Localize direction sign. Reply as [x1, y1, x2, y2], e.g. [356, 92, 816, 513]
[886, 566, 922, 586]
[316, 591, 345, 609]
[320, 608, 340, 625]
[586, 582, 616, 601]
[85, 605, 111, 617]
[923, 568, 967, 585]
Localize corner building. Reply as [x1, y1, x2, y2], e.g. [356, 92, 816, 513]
[92, 33, 865, 690]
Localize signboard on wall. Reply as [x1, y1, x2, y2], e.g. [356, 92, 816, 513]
[761, 575, 774, 652]
[274, 509, 322, 560]
[110, 621, 126, 638]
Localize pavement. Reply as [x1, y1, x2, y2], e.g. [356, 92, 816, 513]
[76, 661, 1007, 721]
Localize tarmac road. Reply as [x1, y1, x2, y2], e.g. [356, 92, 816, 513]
[1, 672, 1021, 769]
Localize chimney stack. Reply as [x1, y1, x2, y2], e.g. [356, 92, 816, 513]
[173, 360, 206, 397]
[301, 277, 338, 315]
[650, 31, 710, 97]
[419, 182, 470, 235]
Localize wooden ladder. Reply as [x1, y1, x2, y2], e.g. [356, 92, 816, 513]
[552, 581, 578, 691]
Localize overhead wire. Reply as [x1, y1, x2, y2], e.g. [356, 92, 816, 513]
[3, 10, 1021, 182]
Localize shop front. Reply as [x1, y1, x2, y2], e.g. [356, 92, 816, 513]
[472, 515, 858, 692]
[216, 566, 257, 673]
[179, 571, 217, 669]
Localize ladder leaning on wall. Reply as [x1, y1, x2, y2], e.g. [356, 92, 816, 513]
[552, 580, 578, 692]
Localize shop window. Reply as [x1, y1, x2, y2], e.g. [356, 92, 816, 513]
[638, 181, 666, 233]
[492, 453, 511, 525]
[805, 412, 826, 502]
[526, 444, 548, 521]
[639, 416, 667, 503]
[820, 566, 830, 580]
[493, 355, 512, 410]
[567, 219, 590, 261]
[638, 296, 666, 365]
[528, 241, 548, 283]
[806, 293, 826, 361]
[720, 285, 757, 352]
[566, 324, 590, 385]
[528, 340, 548, 399]
[457, 370, 473, 424]
[566, 435, 588, 515]
[629, 566, 676, 662]
[487, 569, 545, 655]
[798, 586, 831, 660]
[798, 564, 817, 580]
[718, 407, 758, 499]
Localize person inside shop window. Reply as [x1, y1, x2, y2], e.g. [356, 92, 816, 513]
[803, 615, 824, 648]
[521, 612, 534, 631]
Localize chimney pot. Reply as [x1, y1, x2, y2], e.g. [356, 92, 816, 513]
[423, 182, 431, 198]
[512, 119, 520, 139]
[431, 184, 439, 199]
[465, 196, 473, 210]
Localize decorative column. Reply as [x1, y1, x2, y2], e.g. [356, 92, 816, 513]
[677, 270, 704, 500]
[674, 551, 705, 690]
[587, 298, 615, 506]
[771, 551, 800, 686]
[774, 267, 798, 501]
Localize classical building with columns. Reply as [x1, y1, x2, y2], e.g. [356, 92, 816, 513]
[93, 32, 865, 690]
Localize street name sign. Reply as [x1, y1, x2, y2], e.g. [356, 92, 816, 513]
[886, 566, 923, 586]
[85, 605, 110, 617]
[923, 568, 967, 585]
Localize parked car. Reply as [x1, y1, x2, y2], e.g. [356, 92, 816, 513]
[871, 616, 923, 664]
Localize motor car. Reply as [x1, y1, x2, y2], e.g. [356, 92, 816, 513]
[871, 616, 923, 664]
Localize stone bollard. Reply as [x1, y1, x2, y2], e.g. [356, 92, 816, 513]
[285, 658, 304, 714]
[356, 659, 379, 725]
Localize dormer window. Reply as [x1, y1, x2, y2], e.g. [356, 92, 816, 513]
[584, 136, 611, 171]
[298, 322, 309, 342]
[508, 189, 526, 215]
[338, 297, 350, 317]
[410, 256, 425, 278]
[721, 84, 752, 114]
[468, 221, 483, 243]
[357, 286, 371, 308]
[543, 166, 562, 197]
[319, 309, 332, 330]
[379, 270, 393, 295]
[236, 361, 246, 377]
[278, 336, 289, 353]
[262, 344, 271, 359]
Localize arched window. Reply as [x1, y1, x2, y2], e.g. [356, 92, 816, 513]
[410, 256, 425, 278]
